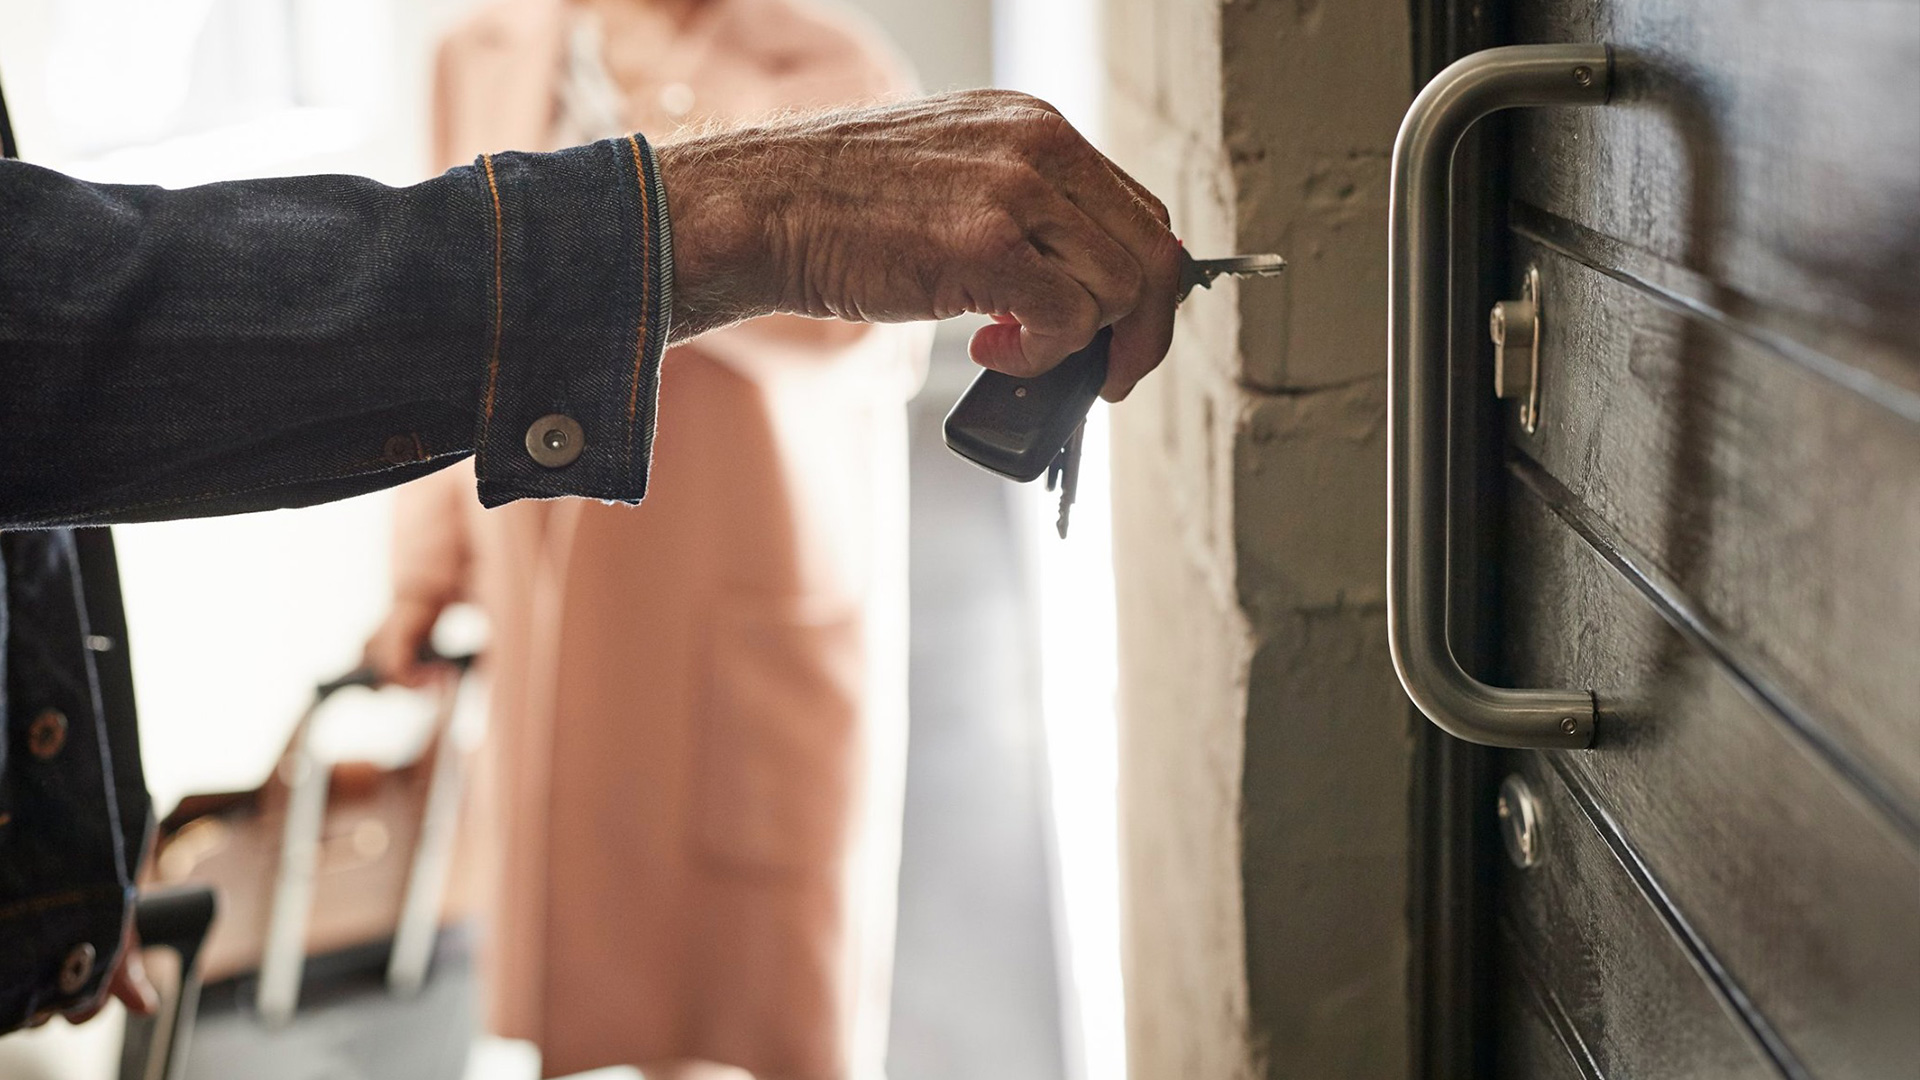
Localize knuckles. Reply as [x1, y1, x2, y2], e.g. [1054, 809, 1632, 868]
[965, 87, 1064, 118]
[963, 205, 1032, 269]
[1018, 110, 1079, 157]
[1139, 191, 1172, 229]
[977, 159, 1053, 222]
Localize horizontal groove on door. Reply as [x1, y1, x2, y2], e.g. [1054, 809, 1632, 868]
[1499, 916, 1606, 1080]
[1509, 202, 1920, 427]
[1507, 452, 1920, 849]
[1541, 754, 1810, 1080]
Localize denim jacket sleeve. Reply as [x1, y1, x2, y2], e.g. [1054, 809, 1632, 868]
[0, 133, 672, 1030]
[0, 134, 674, 527]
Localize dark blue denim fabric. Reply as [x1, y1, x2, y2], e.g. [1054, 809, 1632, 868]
[0, 133, 673, 1029]
[475, 137, 674, 507]
[0, 529, 147, 1030]
[1, 136, 672, 524]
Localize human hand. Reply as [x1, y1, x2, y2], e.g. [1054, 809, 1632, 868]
[656, 89, 1180, 401]
[360, 596, 447, 689]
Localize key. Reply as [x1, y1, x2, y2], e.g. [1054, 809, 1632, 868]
[943, 248, 1286, 533]
[1178, 252, 1289, 301]
[1048, 418, 1086, 538]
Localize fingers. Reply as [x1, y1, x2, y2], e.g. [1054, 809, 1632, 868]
[1026, 198, 1145, 328]
[1098, 238, 1179, 400]
[713, 88, 1180, 395]
[968, 241, 1102, 375]
[1005, 108, 1180, 397]
[1042, 145, 1181, 400]
[1083, 158, 1182, 399]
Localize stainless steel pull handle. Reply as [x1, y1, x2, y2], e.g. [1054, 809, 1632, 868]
[1388, 45, 1612, 749]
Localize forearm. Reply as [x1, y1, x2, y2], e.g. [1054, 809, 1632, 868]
[655, 135, 788, 342]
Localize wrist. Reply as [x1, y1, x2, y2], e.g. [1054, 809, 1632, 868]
[654, 133, 799, 341]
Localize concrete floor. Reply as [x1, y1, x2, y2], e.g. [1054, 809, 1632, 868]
[885, 340, 1066, 1080]
[185, 934, 476, 1080]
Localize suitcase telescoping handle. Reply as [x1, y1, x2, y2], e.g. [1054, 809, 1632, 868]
[1387, 45, 1613, 749]
[256, 651, 479, 1025]
[118, 885, 219, 1080]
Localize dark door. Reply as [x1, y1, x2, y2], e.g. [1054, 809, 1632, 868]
[1416, 3, 1920, 1078]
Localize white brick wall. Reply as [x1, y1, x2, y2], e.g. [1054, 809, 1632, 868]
[1104, 0, 1414, 1076]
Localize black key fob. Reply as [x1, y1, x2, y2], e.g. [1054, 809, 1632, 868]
[942, 328, 1110, 483]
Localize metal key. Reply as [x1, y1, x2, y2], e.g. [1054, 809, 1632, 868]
[1178, 252, 1289, 301]
[1047, 418, 1087, 538]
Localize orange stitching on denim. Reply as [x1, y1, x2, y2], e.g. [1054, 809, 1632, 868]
[480, 154, 506, 430]
[625, 135, 653, 460]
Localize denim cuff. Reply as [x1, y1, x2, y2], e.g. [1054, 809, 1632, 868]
[470, 135, 673, 507]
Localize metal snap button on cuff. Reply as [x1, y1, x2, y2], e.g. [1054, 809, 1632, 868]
[28, 709, 67, 760]
[57, 943, 96, 995]
[526, 414, 585, 468]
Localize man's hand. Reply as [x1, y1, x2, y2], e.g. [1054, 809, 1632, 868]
[656, 90, 1180, 401]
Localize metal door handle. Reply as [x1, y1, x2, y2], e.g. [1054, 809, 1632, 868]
[1388, 45, 1612, 748]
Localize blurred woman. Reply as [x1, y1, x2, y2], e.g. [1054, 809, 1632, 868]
[364, 2, 926, 1076]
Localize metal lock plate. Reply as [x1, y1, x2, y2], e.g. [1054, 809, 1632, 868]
[1490, 266, 1543, 433]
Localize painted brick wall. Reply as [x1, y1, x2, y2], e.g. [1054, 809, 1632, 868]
[1102, 1, 1415, 1076]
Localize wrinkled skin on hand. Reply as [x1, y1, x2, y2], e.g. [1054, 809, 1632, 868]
[657, 89, 1181, 401]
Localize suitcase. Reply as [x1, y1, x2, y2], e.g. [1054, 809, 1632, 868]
[126, 655, 480, 1080]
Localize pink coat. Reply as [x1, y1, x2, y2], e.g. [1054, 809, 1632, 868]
[397, 2, 925, 1075]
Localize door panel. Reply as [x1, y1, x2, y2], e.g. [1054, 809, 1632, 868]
[1494, 755, 1778, 1080]
[1504, 493, 1920, 1077]
[1511, 233, 1920, 823]
[1471, 0, 1920, 1076]
[1493, 974, 1595, 1080]
[1513, 1, 1920, 351]
[1506, 21, 1920, 814]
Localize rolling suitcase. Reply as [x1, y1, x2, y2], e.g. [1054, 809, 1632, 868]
[132, 655, 480, 1080]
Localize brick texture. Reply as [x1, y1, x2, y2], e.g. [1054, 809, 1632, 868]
[1105, 1, 1415, 1077]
